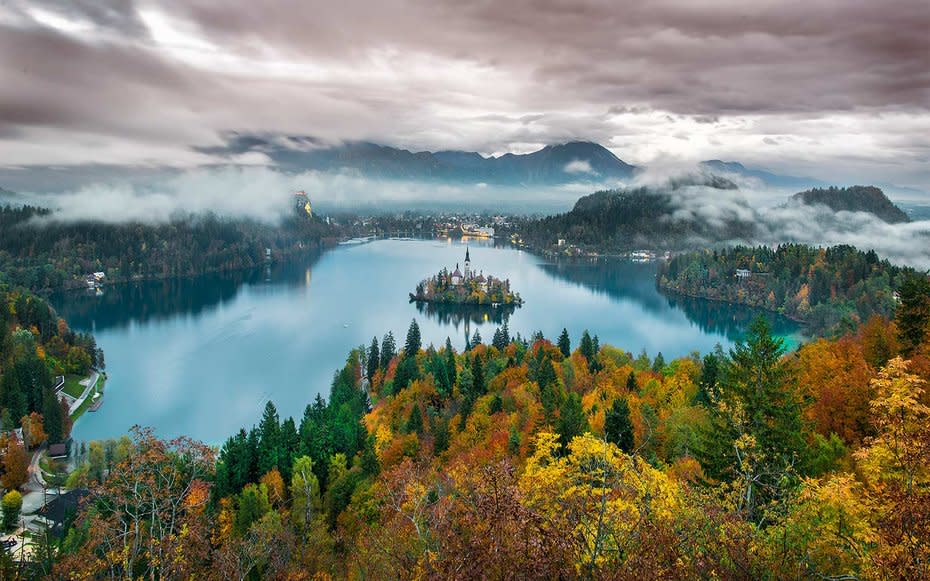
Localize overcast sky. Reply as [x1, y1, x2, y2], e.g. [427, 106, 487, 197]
[1, 0, 928, 191]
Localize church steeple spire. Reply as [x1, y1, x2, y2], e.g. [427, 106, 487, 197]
[465, 247, 471, 264]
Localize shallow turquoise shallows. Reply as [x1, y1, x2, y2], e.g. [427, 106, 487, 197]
[53, 239, 799, 444]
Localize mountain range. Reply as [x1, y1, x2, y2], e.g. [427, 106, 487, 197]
[201, 136, 637, 185]
[1, 137, 925, 205]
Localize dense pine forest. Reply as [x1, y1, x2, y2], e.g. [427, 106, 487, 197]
[659, 244, 905, 336]
[23, 268, 930, 579]
[0, 205, 341, 292]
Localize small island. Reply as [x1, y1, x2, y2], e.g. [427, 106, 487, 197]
[410, 248, 523, 307]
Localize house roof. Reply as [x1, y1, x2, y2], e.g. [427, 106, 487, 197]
[38, 489, 90, 525]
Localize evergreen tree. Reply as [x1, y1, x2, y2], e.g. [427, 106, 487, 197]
[431, 417, 448, 454]
[405, 404, 423, 435]
[896, 272, 930, 355]
[472, 330, 482, 346]
[557, 392, 588, 449]
[444, 337, 457, 388]
[626, 371, 637, 393]
[367, 336, 380, 381]
[501, 322, 510, 345]
[380, 332, 396, 370]
[258, 401, 281, 477]
[697, 353, 719, 406]
[43, 390, 63, 444]
[698, 317, 804, 518]
[393, 356, 420, 393]
[605, 397, 635, 453]
[508, 425, 521, 455]
[652, 352, 666, 373]
[489, 393, 503, 415]
[557, 328, 571, 358]
[492, 327, 507, 351]
[579, 330, 594, 361]
[404, 319, 421, 359]
[279, 417, 300, 482]
[472, 353, 486, 397]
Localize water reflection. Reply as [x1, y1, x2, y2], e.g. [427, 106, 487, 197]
[53, 250, 324, 333]
[662, 292, 800, 344]
[413, 300, 517, 341]
[540, 257, 798, 343]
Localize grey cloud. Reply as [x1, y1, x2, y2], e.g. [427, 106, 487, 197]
[0, 0, 927, 191]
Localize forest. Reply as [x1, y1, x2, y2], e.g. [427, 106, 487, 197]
[659, 244, 905, 336]
[0, 284, 99, 499]
[514, 177, 752, 254]
[23, 268, 930, 580]
[0, 205, 341, 292]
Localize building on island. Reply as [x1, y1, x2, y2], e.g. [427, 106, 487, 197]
[411, 248, 522, 307]
[294, 190, 313, 217]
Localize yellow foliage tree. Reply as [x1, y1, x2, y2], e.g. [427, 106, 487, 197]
[520, 432, 682, 576]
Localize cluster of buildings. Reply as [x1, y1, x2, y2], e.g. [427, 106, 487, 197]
[85, 271, 105, 289]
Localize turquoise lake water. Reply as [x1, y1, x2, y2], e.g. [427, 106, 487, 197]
[52, 238, 799, 444]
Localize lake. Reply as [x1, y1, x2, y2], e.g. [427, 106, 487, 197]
[53, 238, 799, 444]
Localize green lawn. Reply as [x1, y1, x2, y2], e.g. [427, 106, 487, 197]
[71, 375, 104, 421]
[61, 375, 86, 398]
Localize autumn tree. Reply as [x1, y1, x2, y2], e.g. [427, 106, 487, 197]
[55, 427, 215, 579]
[1, 490, 21, 531]
[0, 435, 28, 490]
[855, 357, 930, 577]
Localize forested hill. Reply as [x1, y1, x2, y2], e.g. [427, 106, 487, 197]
[50, 285, 930, 578]
[658, 244, 906, 336]
[0, 284, 99, 448]
[517, 175, 751, 252]
[0, 205, 341, 291]
[791, 186, 909, 223]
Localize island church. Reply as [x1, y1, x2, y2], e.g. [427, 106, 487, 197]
[450, 248, 488, 292]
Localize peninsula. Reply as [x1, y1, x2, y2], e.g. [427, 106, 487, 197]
[410, 248, 523, 306]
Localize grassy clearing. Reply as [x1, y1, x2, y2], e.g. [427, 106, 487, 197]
[61, 375, 86, 398]
[70, 375, 104, 421]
